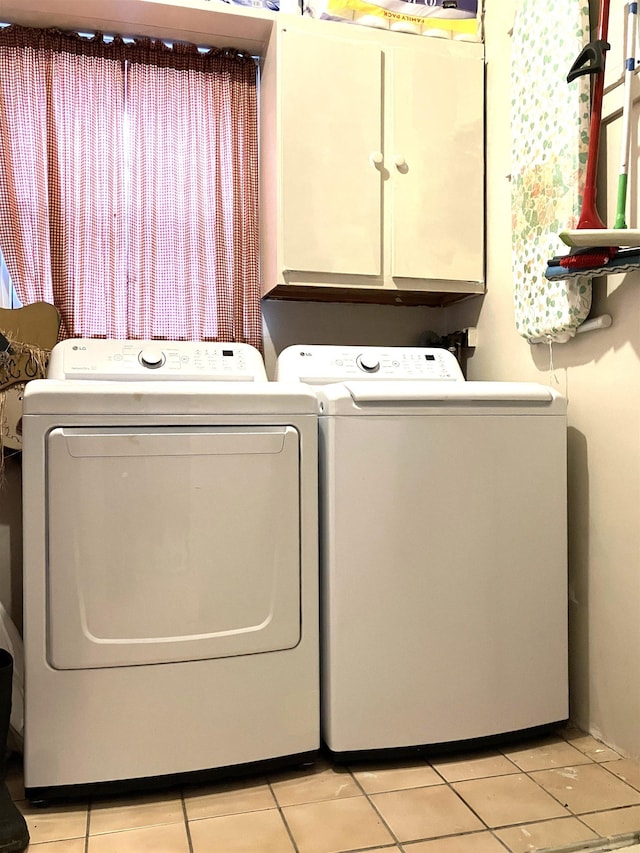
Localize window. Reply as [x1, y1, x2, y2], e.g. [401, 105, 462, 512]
[0, 25, 262, 349]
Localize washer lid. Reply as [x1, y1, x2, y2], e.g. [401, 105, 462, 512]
[318, 381, 566, 415]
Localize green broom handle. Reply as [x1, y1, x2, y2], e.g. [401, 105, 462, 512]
[615, 173, 628, 230]
[614, 0, 637, 230]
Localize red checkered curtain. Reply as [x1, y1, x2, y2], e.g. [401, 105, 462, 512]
[0, 26, 261, 349]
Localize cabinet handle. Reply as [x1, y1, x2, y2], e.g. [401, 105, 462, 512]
[394, 155, 407, 169]
[369, 152, 384, 167]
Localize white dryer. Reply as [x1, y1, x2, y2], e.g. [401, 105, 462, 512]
[23, 339, 319, 800]
[276, 344, 568, 758]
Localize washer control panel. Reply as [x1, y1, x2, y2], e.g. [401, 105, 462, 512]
[275, 345, 464, 384]
[47, 339, 268, 381]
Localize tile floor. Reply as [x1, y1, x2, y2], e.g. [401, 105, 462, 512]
[9, 725, 640, 853]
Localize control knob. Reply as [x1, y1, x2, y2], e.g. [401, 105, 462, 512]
[138, 348, 165, 369]
[356, 352, 380, 373]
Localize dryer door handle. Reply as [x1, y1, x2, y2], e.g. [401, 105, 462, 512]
[343, 381, 556, 405]
[56, 426, 291, 458]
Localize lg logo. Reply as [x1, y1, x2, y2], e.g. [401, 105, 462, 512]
[72, 345, 87, 351]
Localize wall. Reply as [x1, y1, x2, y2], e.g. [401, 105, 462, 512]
[451, 0, 640, 758]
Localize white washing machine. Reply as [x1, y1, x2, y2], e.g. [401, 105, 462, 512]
[276, 344, 568, 758]
[22, 339, 319, 799]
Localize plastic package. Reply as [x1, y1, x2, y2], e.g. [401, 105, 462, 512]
[223, 0, 301, 11]
[303, 0, 481, 39]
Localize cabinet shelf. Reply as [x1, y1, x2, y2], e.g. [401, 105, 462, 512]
[264, 283, 484, 307]
[0, 0, 276, 54]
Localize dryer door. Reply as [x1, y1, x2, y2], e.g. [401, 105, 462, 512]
[46, 426, 301, 669]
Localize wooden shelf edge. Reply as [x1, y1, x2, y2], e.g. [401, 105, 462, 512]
[262, 284, 484, 307]
[0, 0, 277, 53]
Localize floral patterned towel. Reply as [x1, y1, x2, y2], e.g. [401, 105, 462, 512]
[511, 0, 592, 342]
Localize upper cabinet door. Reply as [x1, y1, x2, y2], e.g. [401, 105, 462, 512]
[279, 27, 384, 276]
[389, 44, 484, 283]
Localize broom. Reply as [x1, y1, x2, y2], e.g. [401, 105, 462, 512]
[547, 0, 640, 280]
[543, 0, 613, 279]
[546, 245, 640, 279]
[613, 0, 638, 231]
[561, 0, 640, 248]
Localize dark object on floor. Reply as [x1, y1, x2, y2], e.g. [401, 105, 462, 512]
[0, 650, 28, 852]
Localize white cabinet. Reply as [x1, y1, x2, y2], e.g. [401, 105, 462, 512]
[279, 31, 383, 277]
[260, 18, 485, 305]
[389, 43, 484, 285]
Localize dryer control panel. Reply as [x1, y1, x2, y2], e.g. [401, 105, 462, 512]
[275, 345, 465, 384]
[47, 339, 268, 381]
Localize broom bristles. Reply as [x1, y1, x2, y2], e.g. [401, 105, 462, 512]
[559, 250, 613, 269]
